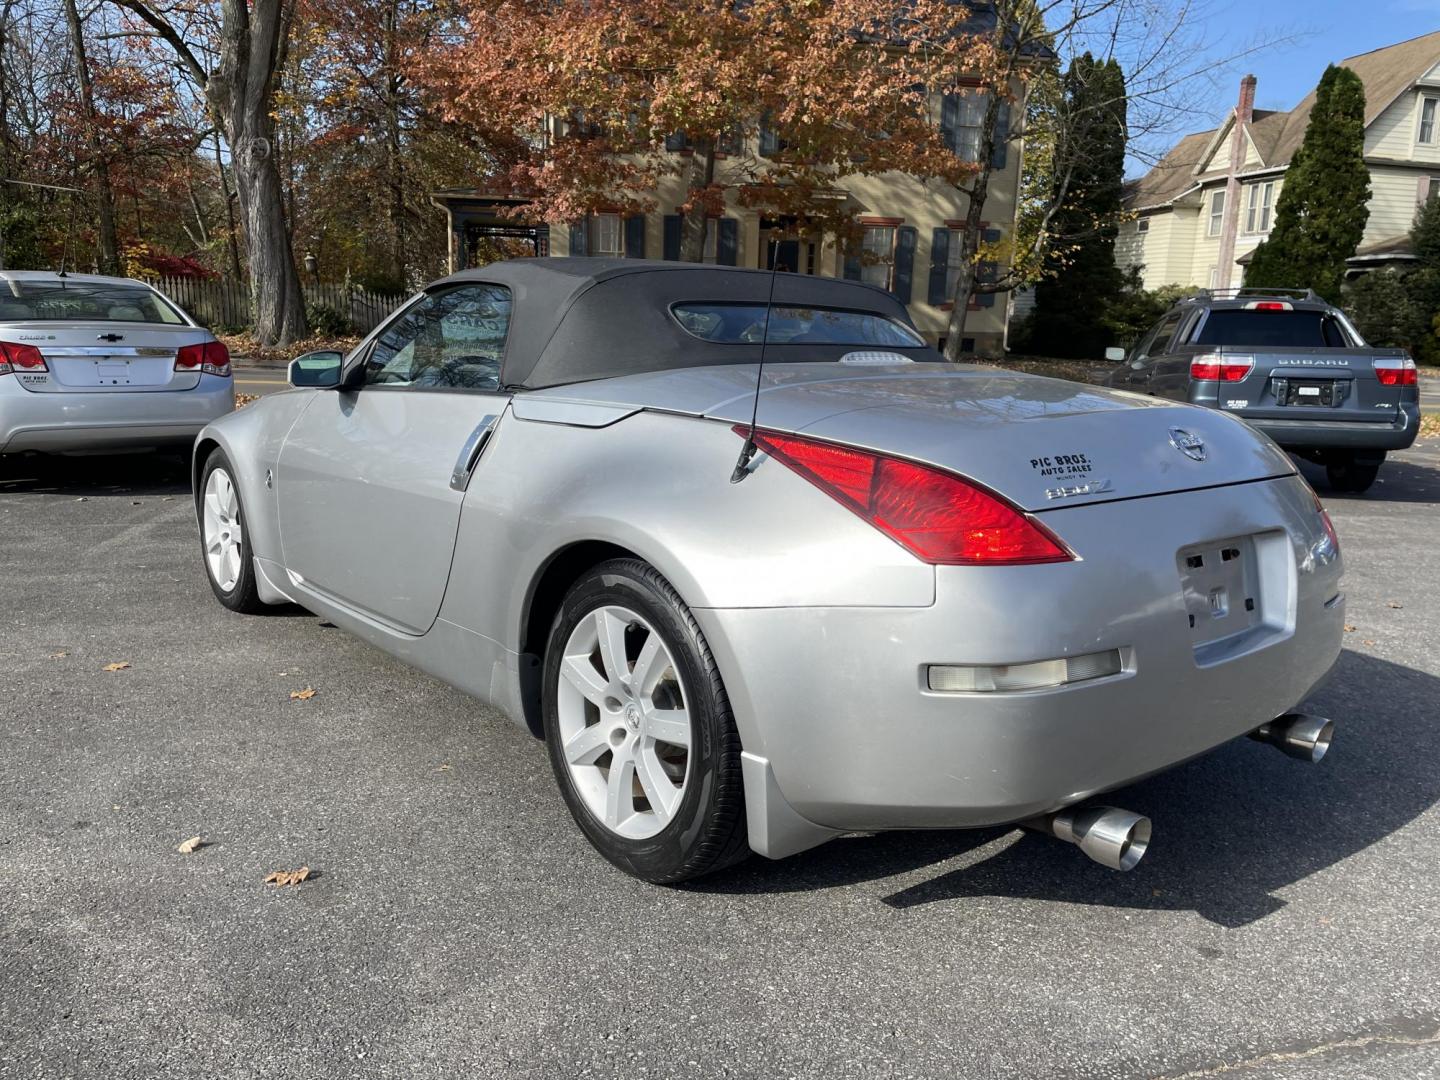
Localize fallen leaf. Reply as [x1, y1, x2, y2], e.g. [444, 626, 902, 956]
[264, 866, 311, 887]
[1362, 639, 1376, 646]
[1386, 601, 1403, 609]
[437, 763, 452, 772]
[1343, 625, 1357, 633]
[102, 661, 131, 672]
[289, 687, 317, 701]
[176, 836, 204, 854]
[49, 650, 68, 660]
[75, 496, 88, 503]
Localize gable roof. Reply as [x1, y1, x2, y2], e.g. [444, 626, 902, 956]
[1127, 29, 1440, 211]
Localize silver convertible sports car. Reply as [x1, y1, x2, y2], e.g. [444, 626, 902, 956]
[193, 259, 1344, 883]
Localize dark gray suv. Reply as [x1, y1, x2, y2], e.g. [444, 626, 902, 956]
[1105, 288, 1421, 493]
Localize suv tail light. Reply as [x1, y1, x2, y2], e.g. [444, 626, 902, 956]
[1372, 355, 1417, 387]
[736, 427, 1073, 565]
[1190, 354, 1254, 382]
[175, 340, 231, 377]
[0, 340, 48, 376]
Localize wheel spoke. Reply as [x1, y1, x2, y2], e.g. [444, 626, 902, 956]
[560, 655, 610, 706]
[223, 543, 241, 588]
[563, 723, 610, 766]
[636, 746, 679, 822]
[645, 709, 690, 749]
[629, 633, 665, 696]
[594, 608, 631, 686]
[604, 746, 635, 829]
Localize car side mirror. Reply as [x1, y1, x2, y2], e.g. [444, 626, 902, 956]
[288, 350, 344, 388]
[1104, 347, 1126, 363]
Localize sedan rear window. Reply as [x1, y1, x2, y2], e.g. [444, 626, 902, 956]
[672, 303, 925, 348]
[1193, 309, 1349, 348]
[1, 282, 184, 324]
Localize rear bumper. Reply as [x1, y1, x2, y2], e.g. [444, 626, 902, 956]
[0, 375, 234, 453]
[1232, 404, 1420, 452]
[697, 474, 1344, 849]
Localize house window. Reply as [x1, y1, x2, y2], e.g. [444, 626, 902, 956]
[590, 213, 623, 258]
[1207, 191, 1225, 237]
[1137, 218, 1150, 233]
[702, 220, 718, 264]
[860, 225, 896, 289]
[942, 91, 987, 162]
[1208, 266, 1219, 290]
[1426, 177, 1440, 204]
[1245, 182, 1274, 234]
[1419, 97, 1438, 146]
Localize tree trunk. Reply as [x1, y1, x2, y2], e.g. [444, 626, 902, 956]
[63, 0, 120, 275]
[213, 132, 243, 280]
[678, 140, 716, 262]
[942, 88, 1007, 361]
[383, 0, 405, 286]
[207, 0, 307, 345]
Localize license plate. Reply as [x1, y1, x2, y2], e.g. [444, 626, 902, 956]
[96, 359, 131, 385]
[1281, 379, 1335, 406]
[1178, 536, 1262, 649]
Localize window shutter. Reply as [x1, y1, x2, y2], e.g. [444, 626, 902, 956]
[663, 215, 682, 261]
[843, 251, 862, 281]
[892, 226, 917, 304]
[664, 131, 688, 152]
[990, 102, 1010, 169]
[927, 228, 950, 305]
[568, 220, 588, 257]
[983, 227, 1001, 244]
[976, 260, 999, 307]
[624, 216, 646, 258]
[940, 94, 960, 154]
[717, 218, 739, 265]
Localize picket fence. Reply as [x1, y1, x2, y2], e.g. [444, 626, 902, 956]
[154, 276, 408, 335]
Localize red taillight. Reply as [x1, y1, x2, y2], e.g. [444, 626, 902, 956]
[1372, 355, 1417, 387]
[1190, 354, 1254, 382]
[0, 340, 48, 375]
[738, 427, 1073, 565]
[1251, 301, 1288, 311]
[175, 340, 231, 377]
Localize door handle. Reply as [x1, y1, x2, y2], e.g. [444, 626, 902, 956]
[449, 413, 500, 491]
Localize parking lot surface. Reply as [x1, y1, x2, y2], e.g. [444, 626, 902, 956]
[2, 442, 1438, 1079]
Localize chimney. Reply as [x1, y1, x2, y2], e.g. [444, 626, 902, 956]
[1237, 74, 1257, 127]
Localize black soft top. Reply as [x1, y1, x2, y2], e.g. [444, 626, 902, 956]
[428, 258, 935, 390]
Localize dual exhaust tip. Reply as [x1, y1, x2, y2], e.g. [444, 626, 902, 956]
[1025, 713, 1334, 872]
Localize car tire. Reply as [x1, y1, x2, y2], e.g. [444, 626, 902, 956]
[1326, 455, 1381, 494]
[542, 558, 749, 883]
[198, 448, 267, 614]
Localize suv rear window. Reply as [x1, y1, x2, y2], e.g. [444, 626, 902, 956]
[672, 303, 925, 347]
[1, 282, 184, 324]
[1193, 309, 1348, 348]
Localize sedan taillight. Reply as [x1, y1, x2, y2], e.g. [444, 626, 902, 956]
[737, 427, 1073, 565]
[1372, 355, 1417, 387]
[0, 340, 48, 376]
[1190, 354, 1254, 382]
[175, 340, 231, 377]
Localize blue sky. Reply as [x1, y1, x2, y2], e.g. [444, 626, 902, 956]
[1123, 0, 1439, 175]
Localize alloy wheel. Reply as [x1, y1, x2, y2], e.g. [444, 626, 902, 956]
[202, 467, 244, 592]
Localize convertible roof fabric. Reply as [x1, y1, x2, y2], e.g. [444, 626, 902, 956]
[430, 258, 934, 390]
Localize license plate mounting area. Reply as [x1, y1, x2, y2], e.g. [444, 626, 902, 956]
[1178, 535, 1262, 650]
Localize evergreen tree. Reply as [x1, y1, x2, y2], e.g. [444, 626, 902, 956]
[1027, 54, 1127, 359]
[1245, 65, 1370, 303]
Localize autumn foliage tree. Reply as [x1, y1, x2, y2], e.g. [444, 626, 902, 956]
[422, 0, 984, 262]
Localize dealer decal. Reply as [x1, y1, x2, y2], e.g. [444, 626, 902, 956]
[1029, 452, 1093, 478]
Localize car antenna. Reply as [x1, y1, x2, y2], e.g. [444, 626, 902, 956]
[729, 255, 781, 484]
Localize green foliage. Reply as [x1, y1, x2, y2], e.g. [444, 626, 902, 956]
[1245, 65, 1370, 304]
[304, 303, 351, 338]
[1027, 54, 1128, 359]
[1101, 273, 1197, 347]
[0, 202, 53, 271]
[1344, 196, 1440, 365]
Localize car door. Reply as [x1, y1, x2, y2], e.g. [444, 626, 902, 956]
[1146, 309, 1195, 400]
[276, 282, 511, 634]
[1116, 317, 1167, 388]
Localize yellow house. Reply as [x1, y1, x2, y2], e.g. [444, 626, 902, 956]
[433, 89, 1030, 356]
[1116, 30, 1440, 291]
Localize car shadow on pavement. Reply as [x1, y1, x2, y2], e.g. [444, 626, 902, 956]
[700, 650, 1439, 929]
[1296, 447, 1440, 506]
[0, 450, 193, 497]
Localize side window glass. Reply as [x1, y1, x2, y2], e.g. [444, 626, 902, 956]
[1150, 312, 1184, 356]
[1321, 316, 1348, 348]
[363, 284, 511, 391]
[1132, 319, 1165, 362]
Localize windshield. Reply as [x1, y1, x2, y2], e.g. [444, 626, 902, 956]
[1, 282, 185, 325]
[1193, 309, 1349, 349]
[672, 303, 926, 348]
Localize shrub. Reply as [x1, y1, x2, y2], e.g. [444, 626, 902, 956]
[305, 303, 350, 337]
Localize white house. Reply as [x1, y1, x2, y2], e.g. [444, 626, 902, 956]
[1116, 30, 1440, 291]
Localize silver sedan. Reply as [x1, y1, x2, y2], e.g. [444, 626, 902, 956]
[1, 271, 233, 456]
[192, 259, 1345, 883]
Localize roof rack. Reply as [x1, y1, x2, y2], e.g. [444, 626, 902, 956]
[1194, 287, 1320, 302]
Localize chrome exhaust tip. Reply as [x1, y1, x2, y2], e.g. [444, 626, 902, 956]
[1023, 805, 1151, 871]
[1249, 713, 1334, 763]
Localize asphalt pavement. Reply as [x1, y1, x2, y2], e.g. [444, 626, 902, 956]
[2, 442, 1439, 1079]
